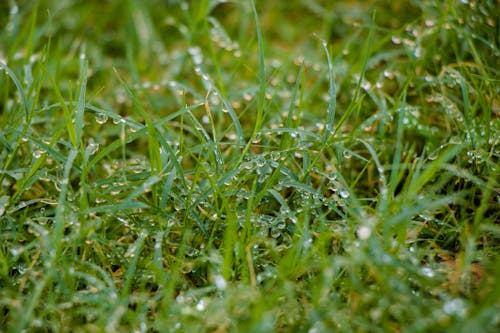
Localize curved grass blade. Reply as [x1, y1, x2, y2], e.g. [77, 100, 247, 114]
[75, 54, 88, 149]
[240, 0, 266, 161]
[320, 40, 336, 144]
[0, 61, 30, 120]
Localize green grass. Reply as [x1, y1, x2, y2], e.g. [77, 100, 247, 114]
[1, 0, 499, 332]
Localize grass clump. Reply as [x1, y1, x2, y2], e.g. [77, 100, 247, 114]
[0, 0, 499, 332]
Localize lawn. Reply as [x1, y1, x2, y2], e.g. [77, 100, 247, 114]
[0, 0, 499, 332]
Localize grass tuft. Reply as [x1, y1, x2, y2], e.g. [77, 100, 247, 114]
[1, 0, 499, 332]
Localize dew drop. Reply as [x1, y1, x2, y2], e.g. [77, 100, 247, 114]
[88, 143, 99, 155]
[214, 274, 227, 290]
[10, 247, 23, 256]
[428, 151, 439, 161]
[413, 46, 422, 58]
[425, 19, 435, 27]
[391, 36, 402, 44]
[252, 134, 261, 144]
[383, 70, 394, 80]
[196, 299, 206, 311]
[112, 117, 123, 125]
[443, 298, 466, 316]
[357, 226, 371, 240]
[303, 237, 313, 248]
[361, 81, 372, 90]
[33, 149, 44, 158]
[342, 150, 352, 159]
[420, 267, 435, 278]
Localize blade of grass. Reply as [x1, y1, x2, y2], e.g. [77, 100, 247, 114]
[113, 69, 163, 205]
[239, 0, 266, 161]
[121, 231, 146, 297]
[14, 148, 77, 332]
[388, 86, 408, 197]
[75, 52, 88, 149]
[0, 61, 30, 120]
[408, 144, 464, 196]
[279, 62, 305, 151]
[320, 39, 336, 145]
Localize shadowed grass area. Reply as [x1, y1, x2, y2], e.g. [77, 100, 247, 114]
[0, 0, 499, 332]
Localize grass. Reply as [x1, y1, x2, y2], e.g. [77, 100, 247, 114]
[0, 0, 499, 332]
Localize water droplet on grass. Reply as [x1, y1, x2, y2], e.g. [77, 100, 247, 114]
[10, 247, 23, 256]
[33, 149, 44, 158]
[271, 230, 281, 238]
[303, 237, 313, 248]
[443, 298, 466, 317]
[342, 150, 352, 159]
[339, 190, 349, 199]
[420, 267, 435, 278]
[357, 226, 371, 240]
[361, 81, 372, 90]
[0, 195, 9, 216]
[425, 19, 435, 27]
[391, 36, 402, 44]
[88, 143, 99, 155]
[252, 134, 261, 144]
[196, 299, 206, 311]
[383, 70, 395, 80]
[413, 46, 422, 58]
[427, 150, 439, 161]
[214, 274, 227, 290]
